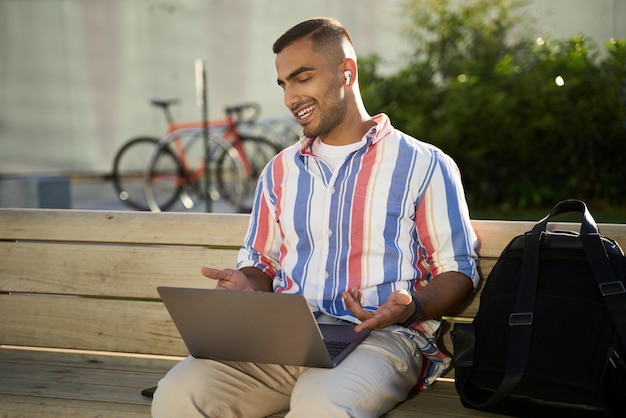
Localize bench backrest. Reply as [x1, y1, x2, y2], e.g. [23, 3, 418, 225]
[1, 208, 625, 358]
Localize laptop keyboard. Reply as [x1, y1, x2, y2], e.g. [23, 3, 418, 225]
[325, 341, 350, 359]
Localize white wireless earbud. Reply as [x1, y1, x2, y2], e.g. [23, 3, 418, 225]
[344, 70, 352, 85]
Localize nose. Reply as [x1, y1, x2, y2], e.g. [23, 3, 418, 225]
[284, 84, 300, 111]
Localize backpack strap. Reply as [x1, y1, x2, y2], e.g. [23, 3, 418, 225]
[533, 198, 626, 346]
[581, 232, 626, 348]
[456, 231, 541, 408]
[554, 200, 626, 348]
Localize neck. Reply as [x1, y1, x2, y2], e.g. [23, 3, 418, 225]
[320, 100, 374, 146]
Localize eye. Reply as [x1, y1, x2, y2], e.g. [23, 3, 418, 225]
[295, 74, 311, 83]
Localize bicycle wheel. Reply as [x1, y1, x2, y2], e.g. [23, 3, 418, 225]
[217, 135, 279, 211]
[240, 118, 301, 150]
[145, 128, 247, 212]
[112, 136, 180, 211]
[213, 144, 250, 210]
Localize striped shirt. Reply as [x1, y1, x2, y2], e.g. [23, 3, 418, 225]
[237, 113, 479, 388]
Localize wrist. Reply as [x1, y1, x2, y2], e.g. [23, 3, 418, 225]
[398, 294, 423, 328]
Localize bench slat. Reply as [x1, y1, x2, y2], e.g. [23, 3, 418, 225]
[0, 370, 155, 402]
[0, 375, 152, 404]
[0, 349, 169, 417]
[0, 294, 187, 356]
[0, 240, 493, 310]
[0, 395, 150, 418]
[2, 209, 625, 253]
[0, 209, 250, 247]
[0, 241, 228, 298]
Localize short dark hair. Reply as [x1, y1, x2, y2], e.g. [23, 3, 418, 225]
[272, 17, 353, 54]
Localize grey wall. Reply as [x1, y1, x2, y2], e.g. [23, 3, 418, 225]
[0, 0, 624, 174]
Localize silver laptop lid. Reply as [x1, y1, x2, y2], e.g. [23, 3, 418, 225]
[157, 286, 368, 368]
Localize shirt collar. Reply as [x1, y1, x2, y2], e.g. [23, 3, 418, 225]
[299, 113, 393, 156]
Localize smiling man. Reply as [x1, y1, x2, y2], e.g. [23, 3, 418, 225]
[152, 17, 479, 418]
[274, 22, 366, 145]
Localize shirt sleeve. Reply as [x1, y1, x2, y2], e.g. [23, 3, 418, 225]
[415, 151, 480, 288]
[235, 169, 282, 280]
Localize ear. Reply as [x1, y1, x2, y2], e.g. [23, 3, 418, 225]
[341, 58, 357, 87]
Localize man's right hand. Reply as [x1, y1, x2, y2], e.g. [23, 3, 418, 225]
[200, 266, 273, 292]
[201, 267, 254, 291]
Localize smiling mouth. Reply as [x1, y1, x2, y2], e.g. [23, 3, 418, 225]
[295, 104, 315, 121]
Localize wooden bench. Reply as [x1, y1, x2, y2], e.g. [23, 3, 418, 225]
[1, 208, 625, 417]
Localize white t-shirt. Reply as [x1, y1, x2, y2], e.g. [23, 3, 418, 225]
[311, 137, 367, 171]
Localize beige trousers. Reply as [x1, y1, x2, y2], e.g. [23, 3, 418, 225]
[151, 331, 421, 418]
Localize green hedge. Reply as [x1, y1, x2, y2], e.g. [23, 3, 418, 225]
[360, 0, 626, 210]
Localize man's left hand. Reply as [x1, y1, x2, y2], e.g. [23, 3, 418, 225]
[342, 289, 413, 332]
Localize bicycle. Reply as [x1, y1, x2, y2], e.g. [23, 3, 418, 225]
[111, 99, 280, 212]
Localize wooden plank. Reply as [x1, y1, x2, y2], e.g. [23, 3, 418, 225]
[0, 239, 495, 302]
[0, 377, 152, 407]
[1, 367, 159, 401]
[0, 395, 151, 418]
[596, 223, 626, 248]
[0, 294, 188, 356]
[0, 347, 180, 372]
[0, 208, 250, 247]
[472, 220, 533, 259]
[0, 241, 229, 298]
[2, 209, 625, 255]
[1, 360, 168, 387]
[0, 242, 493, 302]
[0, 349, 172, 417]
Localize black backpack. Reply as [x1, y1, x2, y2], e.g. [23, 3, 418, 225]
[452, 199, 626, 416]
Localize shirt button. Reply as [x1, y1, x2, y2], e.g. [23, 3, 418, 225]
[324, 272, 329, 279]
[327, 230, 333, 237]
[330, 187, 336, 194]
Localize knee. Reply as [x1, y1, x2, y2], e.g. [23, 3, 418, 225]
[151, 358, 224, 417]
[152, 370, 184, 402]
[289, 372, 350, 416]
[151, 371, 193, 417]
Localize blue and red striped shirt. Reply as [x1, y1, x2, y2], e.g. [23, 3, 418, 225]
[237, 113, 479, 388]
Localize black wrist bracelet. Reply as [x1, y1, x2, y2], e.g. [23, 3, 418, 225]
[399, 294, 423, 328]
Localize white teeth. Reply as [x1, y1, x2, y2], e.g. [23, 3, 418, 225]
[297, 105, 315, 119]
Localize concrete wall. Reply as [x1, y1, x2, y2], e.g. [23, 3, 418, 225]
[0, 0, 624, 175]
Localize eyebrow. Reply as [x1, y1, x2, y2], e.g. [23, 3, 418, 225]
[277, 66, 315, 86]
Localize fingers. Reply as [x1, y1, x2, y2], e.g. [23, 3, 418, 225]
[354, 316, 378, 332]
[352, 289, 414, 332]
[200, 267, 241, 290]
[200, 266, 225, 280]
[343, 289, 377, 332]
[342, 289, 365, 315]
[389, 289, 413, 306]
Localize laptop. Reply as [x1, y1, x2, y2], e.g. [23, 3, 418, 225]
[157, 286, 370, 369]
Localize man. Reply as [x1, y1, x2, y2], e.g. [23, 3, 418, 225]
[152, 17, 479, 417]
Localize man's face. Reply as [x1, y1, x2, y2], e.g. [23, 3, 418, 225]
[275, 38, 347, 139]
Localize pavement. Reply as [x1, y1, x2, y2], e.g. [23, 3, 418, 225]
[0, 174, 238, 213]
[72, 175, 238, 213]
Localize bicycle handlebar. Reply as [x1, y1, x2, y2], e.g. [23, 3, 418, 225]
[149, 98, 262, 123]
